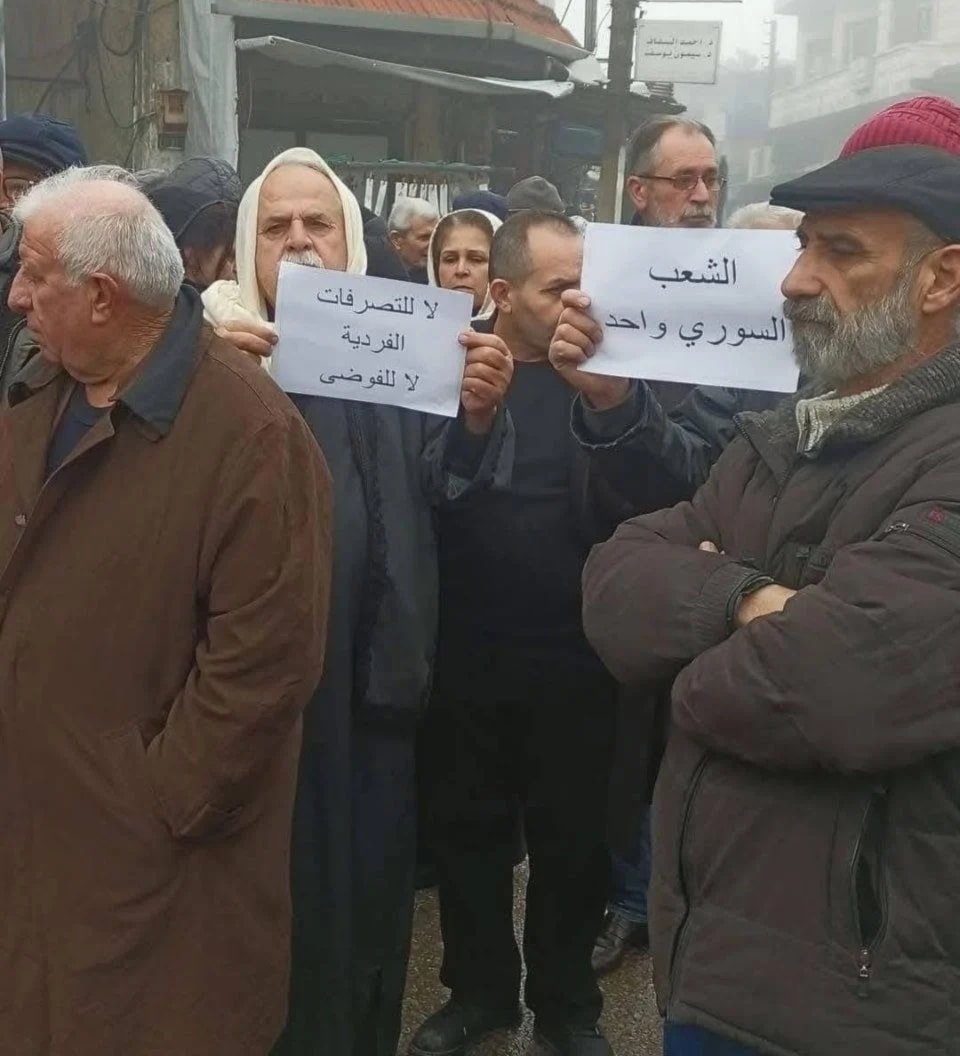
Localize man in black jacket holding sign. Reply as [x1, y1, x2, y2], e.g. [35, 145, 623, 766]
[411, 211, 622, 1056]
[549, 115, 783, 979]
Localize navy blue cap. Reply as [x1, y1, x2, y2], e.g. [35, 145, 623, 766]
[0, 114, 87, 176]
[451, 190, 509, 221]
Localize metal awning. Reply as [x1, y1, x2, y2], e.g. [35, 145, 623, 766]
[236, 35, 588, 98]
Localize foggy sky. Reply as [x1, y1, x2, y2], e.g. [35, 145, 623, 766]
[560, 0, 799, 64]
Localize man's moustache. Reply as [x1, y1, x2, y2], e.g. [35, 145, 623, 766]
[282, 252, 325, 269]
[783, 297, 837, 324]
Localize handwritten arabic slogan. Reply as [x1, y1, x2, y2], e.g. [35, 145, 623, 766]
[272, 263, 474, 417]
[580, 225, 800, 393]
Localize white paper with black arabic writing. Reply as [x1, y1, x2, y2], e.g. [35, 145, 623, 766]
[272, 263, 473, 416]
[580, 225, 800, 393]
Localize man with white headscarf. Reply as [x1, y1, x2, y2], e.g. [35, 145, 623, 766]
[205, 149, 515, 1056]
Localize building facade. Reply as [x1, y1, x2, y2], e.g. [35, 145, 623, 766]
[770, 0, 960, 180]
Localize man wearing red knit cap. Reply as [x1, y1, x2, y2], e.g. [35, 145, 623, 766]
[842, 95, 960, 156]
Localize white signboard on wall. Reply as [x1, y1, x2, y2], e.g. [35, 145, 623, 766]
[635, 20, 723, 85]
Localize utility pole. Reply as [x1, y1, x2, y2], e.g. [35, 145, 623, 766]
[597, 0, 640, 222]
[764, 17, 778, 123]
[584, 0, 598, 54]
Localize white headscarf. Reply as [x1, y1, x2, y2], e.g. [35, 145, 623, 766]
[426, 208, 502, 322]
[202, 148, 368, 345]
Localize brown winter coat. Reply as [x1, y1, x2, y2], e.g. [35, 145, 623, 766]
[583, 343, 960, 1056]
[0, 290, 332, 1055]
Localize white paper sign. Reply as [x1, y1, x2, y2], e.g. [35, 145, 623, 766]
[634, 20, 722, 85]
[272, 264, 473, 416]
[580, 225, 800, 393]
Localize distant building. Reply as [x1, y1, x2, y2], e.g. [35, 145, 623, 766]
[770, 0, 960, 180]
[676, 53, 795, 215]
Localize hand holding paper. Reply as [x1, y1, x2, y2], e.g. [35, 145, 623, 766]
[549, 290, 633, 411]
[215, 318, 278, 360]
[458, 331, 514, 434]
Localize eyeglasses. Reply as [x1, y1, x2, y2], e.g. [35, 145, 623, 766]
[2, 176, 39, 204]
[638, 173, 726, 193]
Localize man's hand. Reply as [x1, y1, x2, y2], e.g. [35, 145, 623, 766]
[549, 290, 632, 411]
[699, 542, 797, 629]
[735, 584, 797, 628]
[459, 331, 514, 434]
[214, 319, 277, 360]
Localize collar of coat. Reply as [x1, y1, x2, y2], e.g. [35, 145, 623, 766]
[8, 285, 206, 437]
[737, 340, 960, 471]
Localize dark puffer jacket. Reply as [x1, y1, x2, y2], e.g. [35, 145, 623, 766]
[583, 343, 960, 1056]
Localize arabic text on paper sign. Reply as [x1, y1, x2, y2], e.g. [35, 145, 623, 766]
[272, 264, 473, 416]
[579, 225, 800, 394]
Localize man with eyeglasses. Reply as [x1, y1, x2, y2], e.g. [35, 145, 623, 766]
[0, 115, 86, 400]
[625, 116, 723, 229]
[548, 115, 779, 980]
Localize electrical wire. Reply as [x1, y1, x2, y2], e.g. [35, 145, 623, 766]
[32, 43, 83, 114]
[27, 1, 159, 164]
[122, 113, 156, 167]
[97, 0, 149, 58]
[93, 35, 143, 128]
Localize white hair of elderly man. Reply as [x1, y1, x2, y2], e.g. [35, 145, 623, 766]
[14, 167, 185, 309]
[726, 202, 803, 231]
[388, 195, 439, 235]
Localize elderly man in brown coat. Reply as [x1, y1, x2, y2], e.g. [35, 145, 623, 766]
[584, 144, 960, 1056]
[0, 170, 332, 1055]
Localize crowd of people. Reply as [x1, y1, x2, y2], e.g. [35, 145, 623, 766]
[0, 90, 959, 1056]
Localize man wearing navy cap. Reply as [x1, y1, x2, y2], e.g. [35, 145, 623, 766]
[0, 115, 87, 398]
[582, 142, 960, 1056]
[0, 114, 87, 210]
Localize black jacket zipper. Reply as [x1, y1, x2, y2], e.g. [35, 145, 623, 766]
[883, 519, 960, 559]
[667, 755, 710, 999]
[850, 786, 888, 998]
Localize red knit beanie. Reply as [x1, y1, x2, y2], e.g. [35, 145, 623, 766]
[841, 96, 960, 157]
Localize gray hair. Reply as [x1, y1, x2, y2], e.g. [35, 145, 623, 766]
[14, 167, 184, 309]
[388, 196, 439, 235]
[626, 116, 717, 176]
[727, 203, 803, 231]
[82, 164, 142, 186]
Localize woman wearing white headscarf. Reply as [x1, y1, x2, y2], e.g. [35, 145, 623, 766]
[427, 208, 501, 321]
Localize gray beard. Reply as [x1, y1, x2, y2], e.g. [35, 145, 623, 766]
[643, 200, 717, 228]
[785, 275, 918, 392]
